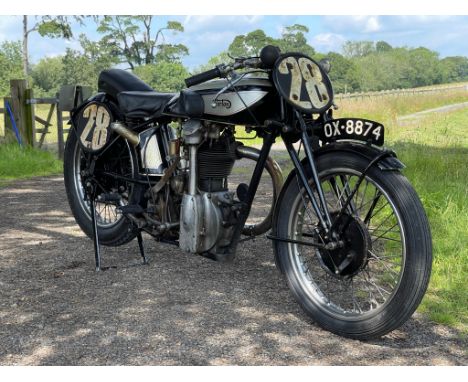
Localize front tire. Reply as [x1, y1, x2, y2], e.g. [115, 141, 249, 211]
[274, 151, 432, 339]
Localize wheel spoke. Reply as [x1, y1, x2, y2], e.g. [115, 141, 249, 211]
[368, 250, 401, 280]
[358, 179, 369, 214]
[371, 223, 399, 243]
[368, 211, 396, 235]
[350, 278, 363, 313]
[364, 195, 390, 225]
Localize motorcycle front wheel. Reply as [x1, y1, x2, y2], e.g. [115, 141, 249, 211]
[274, 151, 432, 339]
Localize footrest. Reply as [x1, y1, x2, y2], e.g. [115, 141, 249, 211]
[116, 204, 145, 215]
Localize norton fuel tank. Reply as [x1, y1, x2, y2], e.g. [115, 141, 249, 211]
[189, 76, 277, 125]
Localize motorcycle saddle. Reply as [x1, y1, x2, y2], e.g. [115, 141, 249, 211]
[98, 69, 154, 99]
[99, 68, 204, 119]
[117, 91, 176, 118]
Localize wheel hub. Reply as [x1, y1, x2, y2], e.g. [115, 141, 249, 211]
[318, 212, 372, 277]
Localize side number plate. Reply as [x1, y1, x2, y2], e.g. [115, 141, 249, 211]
[317, 118, 385, 146]
[75, 102, 113, 153]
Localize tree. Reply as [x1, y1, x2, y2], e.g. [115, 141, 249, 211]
[228, 24, 315, 58]
[133, 61, 189, 92]
[408, 47, 443, 86]
[342, 41, 375, 58]
[30, 56, 64, 96]
[440, 56, 468, 82]
[22, 16, 80, 76]
[0, 41, 23, 96]
[78, 34, 120, 74]
[376, 41, 392, 53]
[95, 16, 188, 69]
[60, 49, 97, 90]
[194, 51, 232, 74]
[325, 52, 360, 93]
[276, 24, 315, 57]
[228, 30, 275, 57]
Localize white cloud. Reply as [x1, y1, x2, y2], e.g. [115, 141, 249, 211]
[364, 16, 380, 32]
[183, 15, 263, 34]
[310, 33, 346, 53]
[322, 16, 382, 34]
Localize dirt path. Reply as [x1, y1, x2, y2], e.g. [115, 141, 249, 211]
[397, 101, 468, 123]
[0, 176, 466, 365]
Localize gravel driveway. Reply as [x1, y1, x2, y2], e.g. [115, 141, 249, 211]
[0, 174, 466, 365]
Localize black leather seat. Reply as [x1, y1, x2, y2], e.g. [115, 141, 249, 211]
[98, 68, 204, 119]
[98, 69, 154, 99]
[99, 69, 176, 118]
[117, 91, 176, 118]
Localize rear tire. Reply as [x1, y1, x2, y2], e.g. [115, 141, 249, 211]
[274, 151, 432, 339]
[64, 130, 143, 246]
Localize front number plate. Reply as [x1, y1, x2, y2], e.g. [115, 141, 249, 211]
[316, 118, 385, 146]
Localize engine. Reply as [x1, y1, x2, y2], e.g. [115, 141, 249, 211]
[179, 120, 241, 260]
[197, 131, 237, 192]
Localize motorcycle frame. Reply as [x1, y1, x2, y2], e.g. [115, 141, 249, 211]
[74, 89, 401, 262]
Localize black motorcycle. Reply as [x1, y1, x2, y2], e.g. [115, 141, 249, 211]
[64, 45, 432, 339]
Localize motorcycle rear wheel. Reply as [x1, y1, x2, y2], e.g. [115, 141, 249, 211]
[274, 151, 432, 339]
[64, 130, 143, 246]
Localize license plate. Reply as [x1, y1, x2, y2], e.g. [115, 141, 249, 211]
[316, 118, 385, 146]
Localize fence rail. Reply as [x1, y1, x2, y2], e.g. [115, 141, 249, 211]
[335, 83, 468, 100]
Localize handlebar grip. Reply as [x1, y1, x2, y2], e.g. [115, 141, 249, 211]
[185, 67, 222, 87]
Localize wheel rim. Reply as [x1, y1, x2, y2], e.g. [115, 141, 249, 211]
[288, 168, 406, 320]
[72, 138, 134, 228]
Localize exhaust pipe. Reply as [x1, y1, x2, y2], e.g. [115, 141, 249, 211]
[110, 122, 140, 146]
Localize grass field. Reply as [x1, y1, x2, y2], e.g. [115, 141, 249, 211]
[0, 143, 63, 186]
[388, 110, 467, 334]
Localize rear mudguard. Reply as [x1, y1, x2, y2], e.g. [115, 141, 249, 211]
[271, 141, 405, 237]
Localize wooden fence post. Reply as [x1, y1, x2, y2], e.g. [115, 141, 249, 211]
[56, 92, 64, 160]
[24, 88, 36, 147]
[10, 79, 34, 146]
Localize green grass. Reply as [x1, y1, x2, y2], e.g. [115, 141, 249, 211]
[0, 143, 63, 186]
[385, 110, 468, 334]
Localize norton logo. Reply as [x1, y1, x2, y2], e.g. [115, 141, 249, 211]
[211, 99, 232, 109]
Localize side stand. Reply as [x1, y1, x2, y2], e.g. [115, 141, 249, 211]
[85, 180, 149, 272]
[137, 231, 149, 265]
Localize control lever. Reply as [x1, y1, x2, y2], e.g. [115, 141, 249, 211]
[211, 71, 242, 106]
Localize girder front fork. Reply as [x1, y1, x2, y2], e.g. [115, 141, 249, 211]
[284, 111, 335, 237]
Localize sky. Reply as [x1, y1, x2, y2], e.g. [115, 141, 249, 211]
[0, 15, 467, 70]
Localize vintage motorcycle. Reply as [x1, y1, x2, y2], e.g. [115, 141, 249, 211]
[64, 45, 432, 339]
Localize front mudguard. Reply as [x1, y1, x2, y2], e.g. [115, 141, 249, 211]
[271, 141, 405, 236]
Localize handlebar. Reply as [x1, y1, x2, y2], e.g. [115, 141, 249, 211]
[184, 45, 281, 88]
[184, 58, 264, 88]
[184, 66, 223, 87]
